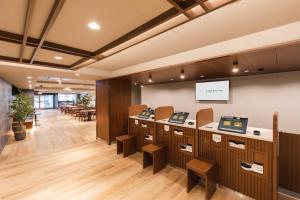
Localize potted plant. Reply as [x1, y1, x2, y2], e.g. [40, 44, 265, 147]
[9, 93, 34, 141]
[81, 94, 93, 108]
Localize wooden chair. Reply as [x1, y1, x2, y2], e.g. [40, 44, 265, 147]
[115, 104, 148, 157]
[116, 135, 137, 157]
[79, 112, 88, 121]
[142, 144, 167, 174]
[186, 158, 216, 200]
[74, 110, 81, 121]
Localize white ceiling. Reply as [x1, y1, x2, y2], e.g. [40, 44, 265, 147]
[46, 0, 172, 51]
[0, 61, 99, 92]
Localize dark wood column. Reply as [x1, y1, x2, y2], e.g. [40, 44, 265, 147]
[96, 78, 131, 144]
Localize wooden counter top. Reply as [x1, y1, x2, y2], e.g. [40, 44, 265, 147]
[156, 118, 196, 129]
[199, 122, 273, 142]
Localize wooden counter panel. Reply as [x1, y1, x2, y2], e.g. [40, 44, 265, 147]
[156, 123, 171, 163]
[198, 130, 273, 200]
[129, 118, 155, 151]
[169, 126, 196, 169]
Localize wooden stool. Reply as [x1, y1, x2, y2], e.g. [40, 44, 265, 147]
[186, 159, 216, 200]
[116, 135, 137, 157]
[142, 144, 167, 174]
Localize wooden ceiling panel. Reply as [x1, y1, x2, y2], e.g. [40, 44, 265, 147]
[0, 0, 27, 34]
[22, 46, 34, 60]
[204, 0, 232, 10]
[123, 43, 300, 85]
[276, 43, 300, 72]
[0, 40, 21, 58]
[238, 48, 278, 74]
[46, 0, 173, 51]
[34, 48, 82, 66]
[28, 0, 55, 38]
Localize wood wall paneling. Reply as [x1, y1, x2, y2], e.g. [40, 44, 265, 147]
[96, 79, 131, 144]
[96, 80, 110, 141]
[279, 132, 300, 194]
[109, 79, 132, 142]
[273, 112, 279, 200]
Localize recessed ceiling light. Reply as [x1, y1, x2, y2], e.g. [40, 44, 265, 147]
[88, 22, 101, 30]
[170, 78, 174, 81]
[244, 70, 249, 73]
[28, 80, 32, 83]
[64, 88, 71, 91]
[200, 75, 205, 78]
[75, 73, 80, 76]
[54, 56, 63, 60]
[27, 76, 32, 79]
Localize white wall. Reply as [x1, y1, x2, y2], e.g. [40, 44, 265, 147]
[141, 71, 300, 134]
[0, 77, 12, 152]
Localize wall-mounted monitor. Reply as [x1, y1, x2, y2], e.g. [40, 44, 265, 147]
[196, 80, 229, 101]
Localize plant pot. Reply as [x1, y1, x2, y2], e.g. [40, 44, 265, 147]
[13, 124, 26, 141]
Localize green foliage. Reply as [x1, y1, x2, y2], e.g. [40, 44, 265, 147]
[10, 93, 34, 124]
[80, 94, 93, 107]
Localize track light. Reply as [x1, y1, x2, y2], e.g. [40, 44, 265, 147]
[180, 69, 185, 79]
[148, 74, 153, 83]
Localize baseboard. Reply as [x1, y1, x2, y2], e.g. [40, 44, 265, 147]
[0, 134, 8, 153]
[279, 188, 300, 200]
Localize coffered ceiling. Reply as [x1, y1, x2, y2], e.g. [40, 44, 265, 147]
[0, 0, 238, 69]
[0, 0, 300, 92]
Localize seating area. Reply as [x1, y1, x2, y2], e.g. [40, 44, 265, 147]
[60, 105, 96, 121]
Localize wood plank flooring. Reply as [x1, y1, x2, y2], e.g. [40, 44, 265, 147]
[0, 110, 290, 200]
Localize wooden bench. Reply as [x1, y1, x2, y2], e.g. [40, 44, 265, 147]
[142, 144, 167, 174]
[116, 135, 137, 157]
[186, 158, 216, 200]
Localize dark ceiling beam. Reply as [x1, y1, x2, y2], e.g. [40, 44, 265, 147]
[0, 30, 94, 58]
[20, 0, 36, 63]
[70, 8, 179, 69]
[0, 55, 70, 69]
[166, 0, 192, 19]
[196, 0, 209, 11]
[30, 0, 66, 64]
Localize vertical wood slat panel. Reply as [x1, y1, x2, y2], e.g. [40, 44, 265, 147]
[169, 126, 196, 169]
[129, 119, 155, 151]
[156, 123, 171, 162]
[279, 132, 300, 194]
[96, 79, 131, 144]
[198, 130, 273, 200]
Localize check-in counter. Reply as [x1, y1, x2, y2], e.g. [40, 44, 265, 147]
[156, 119, 197, 169]
[129, 115, 156, 151]
[196, 108, 278, 200]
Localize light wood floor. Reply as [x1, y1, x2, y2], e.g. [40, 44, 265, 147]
[0, 110, 290, 200]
